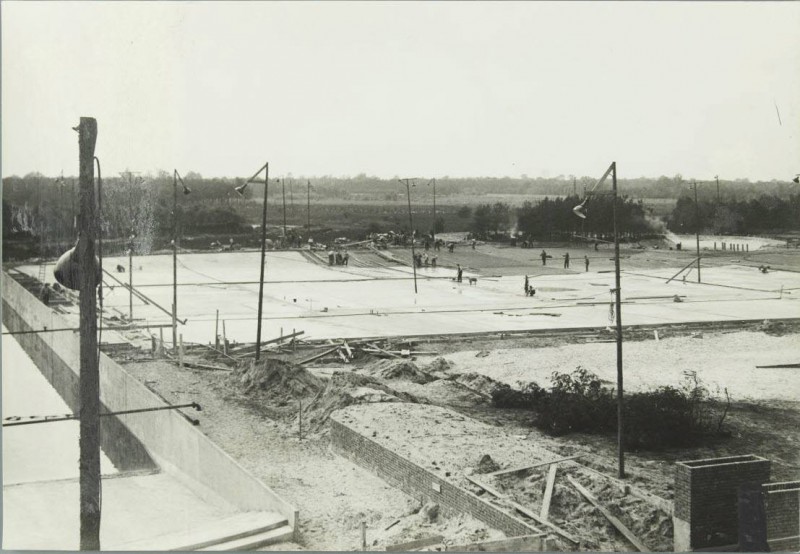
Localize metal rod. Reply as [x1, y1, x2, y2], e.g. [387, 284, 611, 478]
[3, 403, 201, 427]
[611, 161, 625, 479]
[77, 116, 101, 550]
[282, 178, 287, 241]
[255, 163, 269, 362]
[694, 181, 701, 283]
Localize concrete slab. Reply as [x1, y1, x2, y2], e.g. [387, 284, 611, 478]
[18, 251, 800, 344]
[2, 471, 238, 551]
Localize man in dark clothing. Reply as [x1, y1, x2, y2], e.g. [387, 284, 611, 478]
[456, 264, 463, 283]
[524, 275, 529, 295]
[584, 255, 590, 272]
[563, 252, 570, 269]
[541, 250, 547, 266]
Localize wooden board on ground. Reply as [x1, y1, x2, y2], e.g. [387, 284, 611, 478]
[445, 534, 548, 552]
[487, 455, 581, 478]
[539, 464, 558, 521]
[566, 475, 649, 552]
[385, 535, 444, 552]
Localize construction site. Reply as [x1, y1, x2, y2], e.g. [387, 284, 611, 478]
[4, 229, 800, 551]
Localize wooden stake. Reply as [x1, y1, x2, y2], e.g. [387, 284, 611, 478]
[77, 116, 101, 550]
[298, 399, 303, 441]
[215, 309, 219, 350]
[361, 520, 366, 551]
[222, 320, 228, 355]
[539, 464, 558, 521]
[178, 334, 184, 368]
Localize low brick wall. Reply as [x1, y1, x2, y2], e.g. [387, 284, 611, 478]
[329, 415, 540, 539]
[674, 455, 771, 550]
[764, 481, 800, 551]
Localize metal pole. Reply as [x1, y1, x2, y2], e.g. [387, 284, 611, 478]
[432, 178, 437, 244]
[611, 161, 625, 479]
[77, 116, 101, 550]
[282, 178, 287, 241]
[255, 163, 270, 362]
[129, 243, 133, 321]
[173, 170, 178, 351]
[401, 179, 418, 294]
[694, 181, 701, 283]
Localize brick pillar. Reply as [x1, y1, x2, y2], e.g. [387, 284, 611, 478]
[674, 455, 771, 551]
[763, 481, 800, 551]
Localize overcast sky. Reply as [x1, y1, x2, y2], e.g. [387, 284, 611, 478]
[2, 1, 799, 181]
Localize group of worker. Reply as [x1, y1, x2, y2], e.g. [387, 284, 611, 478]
[327, 249, 349, 266]
[413, 252, 438, 268]
[539, 250, 590, 272]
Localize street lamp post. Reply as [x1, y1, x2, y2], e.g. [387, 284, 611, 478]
[399, 178, 419, 294]
[573, 161, 625, 479]
[172, 170, 191, 351]
[235, 162, 270, 362]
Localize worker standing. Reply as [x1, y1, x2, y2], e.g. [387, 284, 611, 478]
[524, 275, 529, 295]
[541, 250, 547, 266]
[456, 264, 463, 283]
[563, 252, 570, 269]
[584, 255, 589, 272]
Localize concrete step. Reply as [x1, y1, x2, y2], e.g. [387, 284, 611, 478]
[197, 524, 294, 551]
[108, 511, 287, 551]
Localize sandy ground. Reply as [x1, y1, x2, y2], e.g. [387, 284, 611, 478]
[436, 331, 800, 403]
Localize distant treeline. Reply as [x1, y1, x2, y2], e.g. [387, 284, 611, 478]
[668, 194, 800, 234]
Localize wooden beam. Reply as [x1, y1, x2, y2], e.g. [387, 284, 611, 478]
[566, 475, 649, 552]
[367, 342, 402, 359]
[539, 464, 558, 521]
[297, 345, 340, 365]
[487, 455, 581, 478]
[466, 476, 577, 544]
[465, 475, 508, 499]
[445, 534, 548, 552]
[385, 535, 444, 552]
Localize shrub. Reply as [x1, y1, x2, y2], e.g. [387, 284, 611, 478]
[491, 367, 731, 451]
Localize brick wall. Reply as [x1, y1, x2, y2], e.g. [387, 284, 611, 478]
[329, 416, 541, 540]
[764, 481, 800, 551]
[674, 455, 771, 550]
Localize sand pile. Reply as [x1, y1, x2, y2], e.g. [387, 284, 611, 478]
[231, 358, 325, 401]
[364, 359, 437, 384]
[302, 372, 421, 433]
[450, 372, 506, 397]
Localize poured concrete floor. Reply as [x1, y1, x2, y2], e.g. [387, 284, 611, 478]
[20, 248, 800, 346]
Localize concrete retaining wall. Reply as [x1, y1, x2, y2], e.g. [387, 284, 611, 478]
[329, 415, 540, 539]
[2, 272, 298, 536]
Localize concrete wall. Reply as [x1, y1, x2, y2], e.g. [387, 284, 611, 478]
[329, 414, 541, 540]
[2, 273, 298, 536]
[673, 455, 771, 551]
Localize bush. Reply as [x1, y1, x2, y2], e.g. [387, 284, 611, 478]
[491, 367, 731, 450]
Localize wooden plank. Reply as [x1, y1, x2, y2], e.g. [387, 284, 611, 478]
[342, 340, 353, 358]
[487, 455, 581, 478]
[367, 342, 402, 359]
[230, 330, 305, 355]
[566, 475, 649, 552]
[465, 475, 508, 499]
[756, 363, 800, 369]
[385, 535, 444, 552]
[297, 346, 340, 365]
[467, 476, 577, 544]
[171, 360, 232, 372]
[445, 534, 547, 552]
[539, 464, 558, 521]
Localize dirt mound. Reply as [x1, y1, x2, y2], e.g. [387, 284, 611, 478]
[425, 356, 454, 375]
[364, 359, 436, 384]
[476, 454, 501, 474]
[303, 372, 421, 432]
[760, 319, 788, 336]
[231, 358, 325, 402]
[450, 372, 505, 397]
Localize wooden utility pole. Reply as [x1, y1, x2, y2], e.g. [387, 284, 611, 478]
[694, 181, 701, 283]
[399, 178, 418, 294]
[307, 180, 311, 231]
[77, 116, 101, 550]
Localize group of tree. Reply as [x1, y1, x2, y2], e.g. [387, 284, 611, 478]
[668, 194, 800, 234]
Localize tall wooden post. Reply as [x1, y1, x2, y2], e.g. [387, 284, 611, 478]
[307, 180, 311, 231]
[77, 116, 101, 550]
[694, 181, 701, 283]
[255, 163, 269, 362]
[282, 178, 287, 242]
[611, 161, 625, 479]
